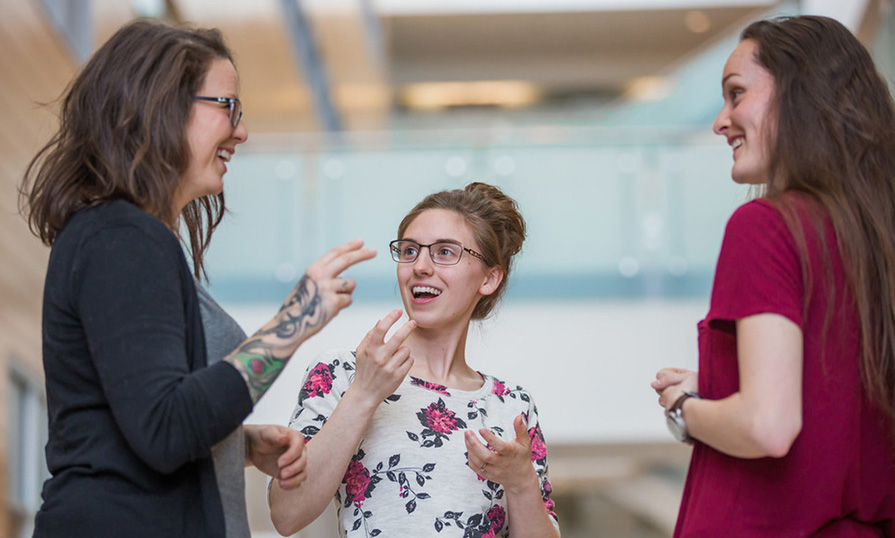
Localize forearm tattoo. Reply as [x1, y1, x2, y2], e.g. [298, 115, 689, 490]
[225, 274, 329, 403]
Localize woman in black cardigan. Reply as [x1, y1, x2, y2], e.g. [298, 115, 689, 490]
[19, 19, 373, 537]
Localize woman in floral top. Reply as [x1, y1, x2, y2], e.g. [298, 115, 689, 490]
[270, 183, 559, 537]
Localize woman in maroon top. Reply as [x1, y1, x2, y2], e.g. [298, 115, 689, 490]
[652, 16, 895, 537]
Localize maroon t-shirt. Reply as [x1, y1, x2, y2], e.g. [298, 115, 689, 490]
[675, 196, 895, 537]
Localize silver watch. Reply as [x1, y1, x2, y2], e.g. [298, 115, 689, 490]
[665, 391, 702, 443]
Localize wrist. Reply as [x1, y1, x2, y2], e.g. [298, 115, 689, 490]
[342, 384, 385, 416]
[665, 391, 702, 443]
[503, 465, 539, 496]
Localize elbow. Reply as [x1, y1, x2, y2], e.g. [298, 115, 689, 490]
[271, 518, 297, 538]
[270, 493, 311, 537]
[271, 511, 307, 537]
[133, 442, 194, 474]
[747, 413, 801, 458]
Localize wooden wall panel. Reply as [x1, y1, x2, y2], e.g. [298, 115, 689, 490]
[1, 0, 76, 534]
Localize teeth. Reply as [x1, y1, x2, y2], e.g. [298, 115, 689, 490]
[217, 149, 232, 162]
[731, 139, 744, 150]
[412, 286, 441, 296]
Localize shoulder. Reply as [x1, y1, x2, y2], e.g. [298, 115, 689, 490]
[720, 197, 799, 255]
[484, 373, 536, 404]
[316, 348, 356, 369]
[726, 198, 786, 231]
[52, 201, 190, 303]
[303, 348, 356, 385]
[59, 200, 179, 255]
[727, 193, 825, 236]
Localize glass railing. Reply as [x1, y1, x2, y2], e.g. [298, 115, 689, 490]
[204, 127, 750, 303]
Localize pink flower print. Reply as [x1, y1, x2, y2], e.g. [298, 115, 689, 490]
[302, 363, 333, 398]
[542, 477, 557, 517]
[410, 398, 467, 448]
[529, 425, 547, 462]
[487, 505, 506, 533]
[344, 459, 372, 507]
[545, 496, 556, 515]
[424, 400, 461, 435]
[411, 376, 451, 395]
[492, 379, 511, 397]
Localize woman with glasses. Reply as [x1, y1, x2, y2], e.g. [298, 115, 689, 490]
[651, 16, 895, 536]
[269, 183, 559, 538]
[20, 20, 373, 538]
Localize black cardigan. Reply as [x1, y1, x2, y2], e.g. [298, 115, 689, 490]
[33, 200, 253, 538]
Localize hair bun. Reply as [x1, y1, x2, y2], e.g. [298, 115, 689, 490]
[464, 182, 526, 258]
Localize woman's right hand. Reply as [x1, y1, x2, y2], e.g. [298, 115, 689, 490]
[351, 309, 416, 407]
[275, 239, 377, 342]
[226, 240, 375, 404]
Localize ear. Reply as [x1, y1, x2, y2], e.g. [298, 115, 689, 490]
[479, 266, 504, 296]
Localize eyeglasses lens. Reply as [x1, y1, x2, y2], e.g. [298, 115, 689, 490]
[230, 100, 242, 127]
[390, 241, 462, 265]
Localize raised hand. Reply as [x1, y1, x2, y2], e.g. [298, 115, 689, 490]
[245, 424, 308, 490]
[275, 239, 377, 341]
[351, 309, 416, 407]
[464, 415, 537, 494]
[225, 239, 376, 403]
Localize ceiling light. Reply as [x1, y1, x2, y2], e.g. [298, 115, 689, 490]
[685, 10, 711, 34]
[400, 81, 542, 110]
[623, 76, 673, 103]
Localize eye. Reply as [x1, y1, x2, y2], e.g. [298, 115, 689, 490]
[403, 245, 419, 257]
[434, 244, 460, 260]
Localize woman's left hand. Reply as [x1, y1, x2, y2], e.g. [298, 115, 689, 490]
[651, 368, 698, 411]
[465, 415, 537, 494]
[245, 424, 308, 490]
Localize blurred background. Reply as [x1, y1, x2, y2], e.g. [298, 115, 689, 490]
[2, 0, 893, 536]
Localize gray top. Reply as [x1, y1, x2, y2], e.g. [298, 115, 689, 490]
[196, 283, 250, 538]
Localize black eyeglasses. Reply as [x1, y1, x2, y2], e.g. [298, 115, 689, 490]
[193, 96, 242, 128]
[389, 240, 486, 266]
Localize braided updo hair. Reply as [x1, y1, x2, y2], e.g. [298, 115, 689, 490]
[397, 182, 526, 320]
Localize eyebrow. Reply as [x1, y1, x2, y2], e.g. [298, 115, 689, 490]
[400, 238, 462, 244]
[722, 73, 739, 85]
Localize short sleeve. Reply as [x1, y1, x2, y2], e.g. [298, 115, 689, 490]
[707, 200, 803, 330]
[287, 350, 355, 441]
[525, 397, 559, 528]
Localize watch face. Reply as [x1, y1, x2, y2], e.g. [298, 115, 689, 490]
[666, 413, 688, 443]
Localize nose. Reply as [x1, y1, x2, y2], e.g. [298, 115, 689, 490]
[713, 105, 729, 136]
[232, 118, 248, 144]
[412, 247, 435, 275]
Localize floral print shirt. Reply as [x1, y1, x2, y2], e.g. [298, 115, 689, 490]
[287, 348, 559, 538]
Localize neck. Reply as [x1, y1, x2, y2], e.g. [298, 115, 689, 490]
[406, 321, 480, 388]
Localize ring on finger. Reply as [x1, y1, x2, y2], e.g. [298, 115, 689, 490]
[479, 463, 487, 473]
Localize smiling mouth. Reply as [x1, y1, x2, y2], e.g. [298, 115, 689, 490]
[412, 286, 442, 300]
[217, 149, 233, 162]
[731, 138, 744, 150]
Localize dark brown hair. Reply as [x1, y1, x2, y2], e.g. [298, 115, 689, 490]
[397, 182, 526, 320]
[19, 19, 234, 279]
[744, 16, 895, 431]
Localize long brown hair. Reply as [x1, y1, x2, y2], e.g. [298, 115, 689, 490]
[744, 16, 895, 431]
[397, 182, 526, 320]
[19, 19, 234, 278]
